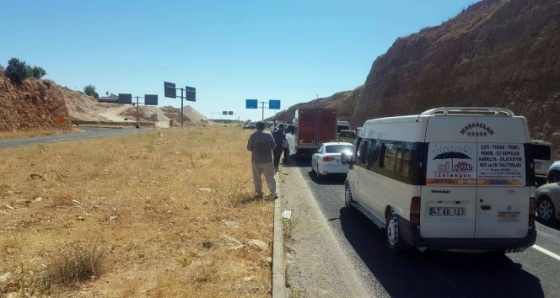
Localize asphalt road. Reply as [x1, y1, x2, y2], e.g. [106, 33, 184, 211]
[293, 157, 560, 298]
[0, 127, 151, 150]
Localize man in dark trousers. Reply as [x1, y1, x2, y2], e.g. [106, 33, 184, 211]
[247, 121, 278, 199]
[272, 124, 286, 173]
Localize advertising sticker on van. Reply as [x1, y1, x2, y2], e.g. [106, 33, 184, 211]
[477, 143, 525, 186]
[427, 144, 475, 185]
[426, 143, 525, 186]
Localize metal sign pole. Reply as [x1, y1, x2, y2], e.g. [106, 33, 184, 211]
[180, 88, 184, 127]
[136, 96, 140, 128]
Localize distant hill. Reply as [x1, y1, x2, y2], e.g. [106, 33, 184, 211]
[273, 0, 560, 156]
[0, 72, 212, 130]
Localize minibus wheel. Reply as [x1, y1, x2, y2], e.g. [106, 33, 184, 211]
[385, 209, 410, 253]
[344, 182, 354, 208]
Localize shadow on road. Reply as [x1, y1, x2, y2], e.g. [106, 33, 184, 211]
[338, 207, 544, 298]
[536, 218, 560, 230]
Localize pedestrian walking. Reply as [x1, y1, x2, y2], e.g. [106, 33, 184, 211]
[247, 121, 278, 199]
[283, 131, 290, 165]
[272, 124, 286, 172]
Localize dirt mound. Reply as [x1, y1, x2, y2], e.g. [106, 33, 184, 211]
[0, 72, 212, 130]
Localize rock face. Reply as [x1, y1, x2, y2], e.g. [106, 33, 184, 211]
[276, 0, 560, 155]
[272, 87, 361, 123]
[354, 0, 560, 147]
[0, 74, 71, 131]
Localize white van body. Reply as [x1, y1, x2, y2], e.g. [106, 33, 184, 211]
[337, 121, 350, 134]
[343, 107, 537, 252]
[530, 140, 552, 185]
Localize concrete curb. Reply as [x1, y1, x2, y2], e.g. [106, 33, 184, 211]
[272, 195, 286, 297]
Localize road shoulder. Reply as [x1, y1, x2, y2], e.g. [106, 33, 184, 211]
[279, 164, 370, 297]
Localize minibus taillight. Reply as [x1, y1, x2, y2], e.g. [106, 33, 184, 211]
[410, 196, 421, 225]
[529, 197, 535, 229]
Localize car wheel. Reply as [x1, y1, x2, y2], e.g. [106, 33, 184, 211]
[537, 196, 556, 223]
[548, 170, 560, 183]
[385, 208, 411, 253]
[344, 182, 354, 208]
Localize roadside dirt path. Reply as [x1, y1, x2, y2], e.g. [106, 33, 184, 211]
[279, 163, 370, 297]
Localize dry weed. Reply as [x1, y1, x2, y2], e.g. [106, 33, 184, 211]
[0, 125, 274, 297]
[45, 241, 106, 287]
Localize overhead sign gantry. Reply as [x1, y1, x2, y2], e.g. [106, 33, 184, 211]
[164, 81, 197, 127]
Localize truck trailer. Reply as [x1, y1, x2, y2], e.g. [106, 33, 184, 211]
[293, 108, 337, 156]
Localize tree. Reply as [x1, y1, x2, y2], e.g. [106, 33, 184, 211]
[84, 85, 99, 98]
[4, 58, 28, 83]
[26, 66, 47, 79]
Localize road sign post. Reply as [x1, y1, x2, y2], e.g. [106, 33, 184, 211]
[164, 82, 197, 127]
[245, 99, 281, 121]
[186, 86, 196, 102]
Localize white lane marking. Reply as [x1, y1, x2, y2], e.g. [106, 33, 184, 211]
[532, 245, 560, 261]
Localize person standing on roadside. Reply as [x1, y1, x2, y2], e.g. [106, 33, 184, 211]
[283, 130, 290, 165]
[247, 121, 278, 199]
[272, 124, 286, 172]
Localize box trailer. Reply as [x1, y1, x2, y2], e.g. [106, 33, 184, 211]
[294, 108, 337, 156]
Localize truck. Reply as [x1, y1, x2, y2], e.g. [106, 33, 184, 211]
[337, 120, 351, 134]
[294, 108, 337, 156]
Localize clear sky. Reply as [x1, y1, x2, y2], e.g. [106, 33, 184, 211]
[1, 0, 480, 122]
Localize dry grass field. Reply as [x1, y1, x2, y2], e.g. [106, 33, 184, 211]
[0, 125, 276, 297]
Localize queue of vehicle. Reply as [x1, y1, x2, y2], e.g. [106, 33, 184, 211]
[261, 107, 557, 256]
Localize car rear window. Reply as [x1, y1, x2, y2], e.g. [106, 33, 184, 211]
[326, 145, 354, 154]
[340, 131, 355, 137]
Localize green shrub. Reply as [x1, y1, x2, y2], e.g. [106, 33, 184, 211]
[4, 57, 28, 83]
[84, 84, 99, 98]
[43, 79, 54, 88]
[27, 66, 47, 79]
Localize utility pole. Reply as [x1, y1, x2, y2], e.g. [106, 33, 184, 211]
[180, 88, 184, 126]
[135, 96, 140, 128]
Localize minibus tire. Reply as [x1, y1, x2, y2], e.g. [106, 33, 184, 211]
[344, 182, 354, 209]
[385, 209, 411, 253]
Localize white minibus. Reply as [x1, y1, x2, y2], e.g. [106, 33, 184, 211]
[342, 107, 537, 253]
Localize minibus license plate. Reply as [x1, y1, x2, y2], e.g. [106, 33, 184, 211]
[429, 207, 465, 216]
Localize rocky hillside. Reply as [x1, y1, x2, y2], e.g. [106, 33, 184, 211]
[272, 87, 362, 123]
[0, 74, 72, 131]
[275, 0, 560, 155]
[0, 72, 211, 130]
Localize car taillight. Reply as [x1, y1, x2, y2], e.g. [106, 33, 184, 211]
[529, 197, 535, 229]
[410, 196, 421, 225]
[323, 156, 335, 162]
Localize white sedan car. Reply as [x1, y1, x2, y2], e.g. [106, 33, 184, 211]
[311, 142, 355, 180]
[535, 182, 560, 223]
